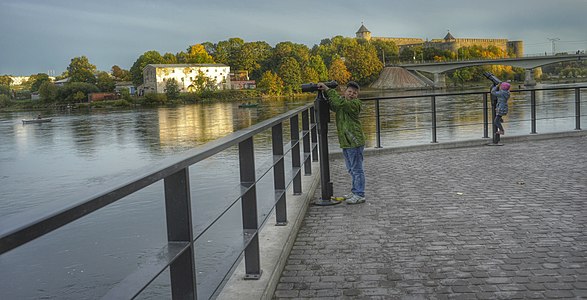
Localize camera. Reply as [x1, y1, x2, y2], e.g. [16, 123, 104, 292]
[301, 80, 338, 93]
[482, 71, 502, 86]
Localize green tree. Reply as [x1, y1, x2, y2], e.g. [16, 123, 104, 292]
[163, 52, 178, 64]
[344, 43, 383, 84]
[328, 57, 351, 86]
[214, 38, 245, 67]
[0, 75, 13, 86]
[307, 55, 329, 81]
[57, 82, 99, 104]
[0, 85, 10, 97]
[257, 71, 284, 95]
[130, 50, 165, 86]
[190, 70, 216, 91]
[165, 78, 181, 99]
[278, 57, 302, 94]
[270, 42, 310, 72]
[96, 71, 115, 92]
[38, 81, 59, 103]
[67, 56, 97, 84]
[29, 73, 51, 92]
[235, 41, 272, 80]
[371, 39, 399, 64]
[111, 65, 132, 81]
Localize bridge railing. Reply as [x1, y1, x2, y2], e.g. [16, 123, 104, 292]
[362, 85, 585, 148]
[0, 103, 319, 299]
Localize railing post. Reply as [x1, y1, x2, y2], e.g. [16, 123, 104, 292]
[483, 93, 489, 138]
[313, 92, 339, 206]
[375, 99, 382, 148]
[310, 107, 318, 162]
[164, 168, 197, 299]
[238, 137, 261, 280]
[575, 87, 581, 130]
[531, 90, 537, 134]
[272, 123, 287, 226]
[302, 109, 312, 175]
[431, 95, 438, 143]
[290, 114, 302, 195]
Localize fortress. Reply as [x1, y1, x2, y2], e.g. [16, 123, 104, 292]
[356, 23, 524, 57]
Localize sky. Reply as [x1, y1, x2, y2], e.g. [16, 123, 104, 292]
[1, 0, 586, 76]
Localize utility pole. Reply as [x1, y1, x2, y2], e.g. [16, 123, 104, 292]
[548, 38, 560, 55]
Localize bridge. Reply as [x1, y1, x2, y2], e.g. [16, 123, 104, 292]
[395, 53, 587, 88]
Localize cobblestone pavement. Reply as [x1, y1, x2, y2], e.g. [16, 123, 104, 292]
[275, 136, 587, 299]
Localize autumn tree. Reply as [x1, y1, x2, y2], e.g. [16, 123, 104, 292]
[328, 57, 351, 86]
[257, 71, 284, 96]
[68, 56, 97, 84]
[185, 44, 214, 63]
[0, 75, 13, 86]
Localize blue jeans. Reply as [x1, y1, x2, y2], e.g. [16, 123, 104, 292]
[342, 146, 365, 197]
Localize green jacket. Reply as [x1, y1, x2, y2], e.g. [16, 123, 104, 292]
[325, 89, 366, 148]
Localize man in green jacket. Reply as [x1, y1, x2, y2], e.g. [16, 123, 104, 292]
[317, 81, 366, 204]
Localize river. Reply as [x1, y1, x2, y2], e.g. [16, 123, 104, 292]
[0, 84, 584, 299]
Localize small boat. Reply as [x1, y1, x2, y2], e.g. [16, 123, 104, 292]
[238, 103, 259, 108]
[22, 118, 53, 124]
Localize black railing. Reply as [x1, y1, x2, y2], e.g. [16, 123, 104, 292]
[0, 104, 319, 299]
[362, 86, 586, 147]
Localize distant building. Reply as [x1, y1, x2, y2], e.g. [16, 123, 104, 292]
[355, 23, 524, 57]
[114, 81, 136, 95]
[229, 70, 256, 90]
[54, 78, 70, 86]
[139, 64, 230, 94]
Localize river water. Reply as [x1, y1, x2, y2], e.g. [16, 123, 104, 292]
[0, 84, 584, 299]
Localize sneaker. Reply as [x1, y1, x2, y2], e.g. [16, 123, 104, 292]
[345, 194, 366, 204]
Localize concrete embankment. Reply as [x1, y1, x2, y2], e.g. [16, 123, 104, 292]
[370, 67, 432, 89]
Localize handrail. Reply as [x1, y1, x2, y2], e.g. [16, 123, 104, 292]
[0, 102, 319, 299]
[361, 85, 585, 146]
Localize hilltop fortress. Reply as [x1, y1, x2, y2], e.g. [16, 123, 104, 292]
[356, 23, 524, 57]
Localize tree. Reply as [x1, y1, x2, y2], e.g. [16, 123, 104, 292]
[235, 41, 272, 80]
[190, 70, 216, 91]
[96, 71, 115, 92]
[344, 43, 383, 85]
[67, 56, 97, 84]
[130, 50, 165, 86]
[165, 78, 180, 99]
[278, 57, 302, 94]
[38, 81, 59, 103]
[371, 39, 399, 64]
[0, 75, 12, 86]
[29, 73, 51, 92]
[214, 38, 245, 68]
[307, 55, 329, 81]
[163, 52, 178, 64]
[57, 82, 99, 104]
[328, 57, 351, 86]
[257, 71, 284, 96]
[185, 44, 214, 63]
[111, 65, 132, 81]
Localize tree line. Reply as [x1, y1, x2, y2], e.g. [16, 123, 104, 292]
[5, 35, 583, 106]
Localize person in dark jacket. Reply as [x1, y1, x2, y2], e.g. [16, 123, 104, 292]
[491, 82, 511, 135]
[317, 81, 366, 204]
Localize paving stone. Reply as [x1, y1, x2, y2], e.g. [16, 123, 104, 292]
[274, 136, 587, 299]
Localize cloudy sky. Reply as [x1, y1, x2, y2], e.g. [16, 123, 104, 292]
[1, 0, 586, 76]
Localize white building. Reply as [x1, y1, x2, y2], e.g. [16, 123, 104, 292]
[140, 63, 230, 94]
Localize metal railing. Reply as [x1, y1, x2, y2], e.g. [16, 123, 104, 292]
[363, 85, 585, 148]
[0, 104, 319, 299]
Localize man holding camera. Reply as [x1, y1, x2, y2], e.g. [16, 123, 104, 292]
[317, 81, 366, 204]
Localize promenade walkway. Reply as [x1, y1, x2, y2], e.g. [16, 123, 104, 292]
[274, 134, 587, 299]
